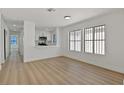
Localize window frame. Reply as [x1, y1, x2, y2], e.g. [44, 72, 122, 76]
[69, 31, 75, 51]
[84, 25, 105, 55]
[84, 27, 94, 53]
[69, 29, 82, 52]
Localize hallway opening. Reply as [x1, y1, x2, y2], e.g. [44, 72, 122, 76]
[9, 28, 24, 62]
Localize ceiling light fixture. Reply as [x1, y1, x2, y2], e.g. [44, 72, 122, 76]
[64, 16, 71, 20]
[47, 8, 56, 12]
[13, 24, 16, 26]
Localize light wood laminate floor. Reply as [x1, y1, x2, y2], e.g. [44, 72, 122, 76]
[0, 51, 124, 85]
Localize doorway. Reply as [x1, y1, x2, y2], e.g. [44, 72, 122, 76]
[4, 29, 6, 60]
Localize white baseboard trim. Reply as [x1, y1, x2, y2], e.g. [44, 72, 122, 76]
[24, 55, 61, 63]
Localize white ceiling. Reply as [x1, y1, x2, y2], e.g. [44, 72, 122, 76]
[4, 18, 24, 32]
[0, 8, 119, 31]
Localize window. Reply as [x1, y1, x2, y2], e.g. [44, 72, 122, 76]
[69, 30, 81, 52]
[94, 25, 105, 55]
[10, 36, 17, 45]
[69, 31, 75, 51]
[84, 27, 93, 53]
[84, 25, 105, 55]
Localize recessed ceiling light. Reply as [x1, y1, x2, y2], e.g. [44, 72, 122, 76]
[13, 24, 16, 26]
[64, 16, 71, 20]
[47, 8, 56, 12]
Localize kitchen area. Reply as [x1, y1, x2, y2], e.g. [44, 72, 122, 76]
[35, 27, 57, 46]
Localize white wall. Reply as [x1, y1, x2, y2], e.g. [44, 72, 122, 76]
[23, 21, 35, 62]
[18, 31, 24, 57]
[0, 13, 2, 70]
[23, 21, 61, 62]
[0, 15, 10, 64]
[61, 10, 124, 73]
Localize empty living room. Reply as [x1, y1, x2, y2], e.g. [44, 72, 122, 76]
[1, 0, 124, 92]
[0, 2, 124, 93]
[0, 8, 124, 85]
